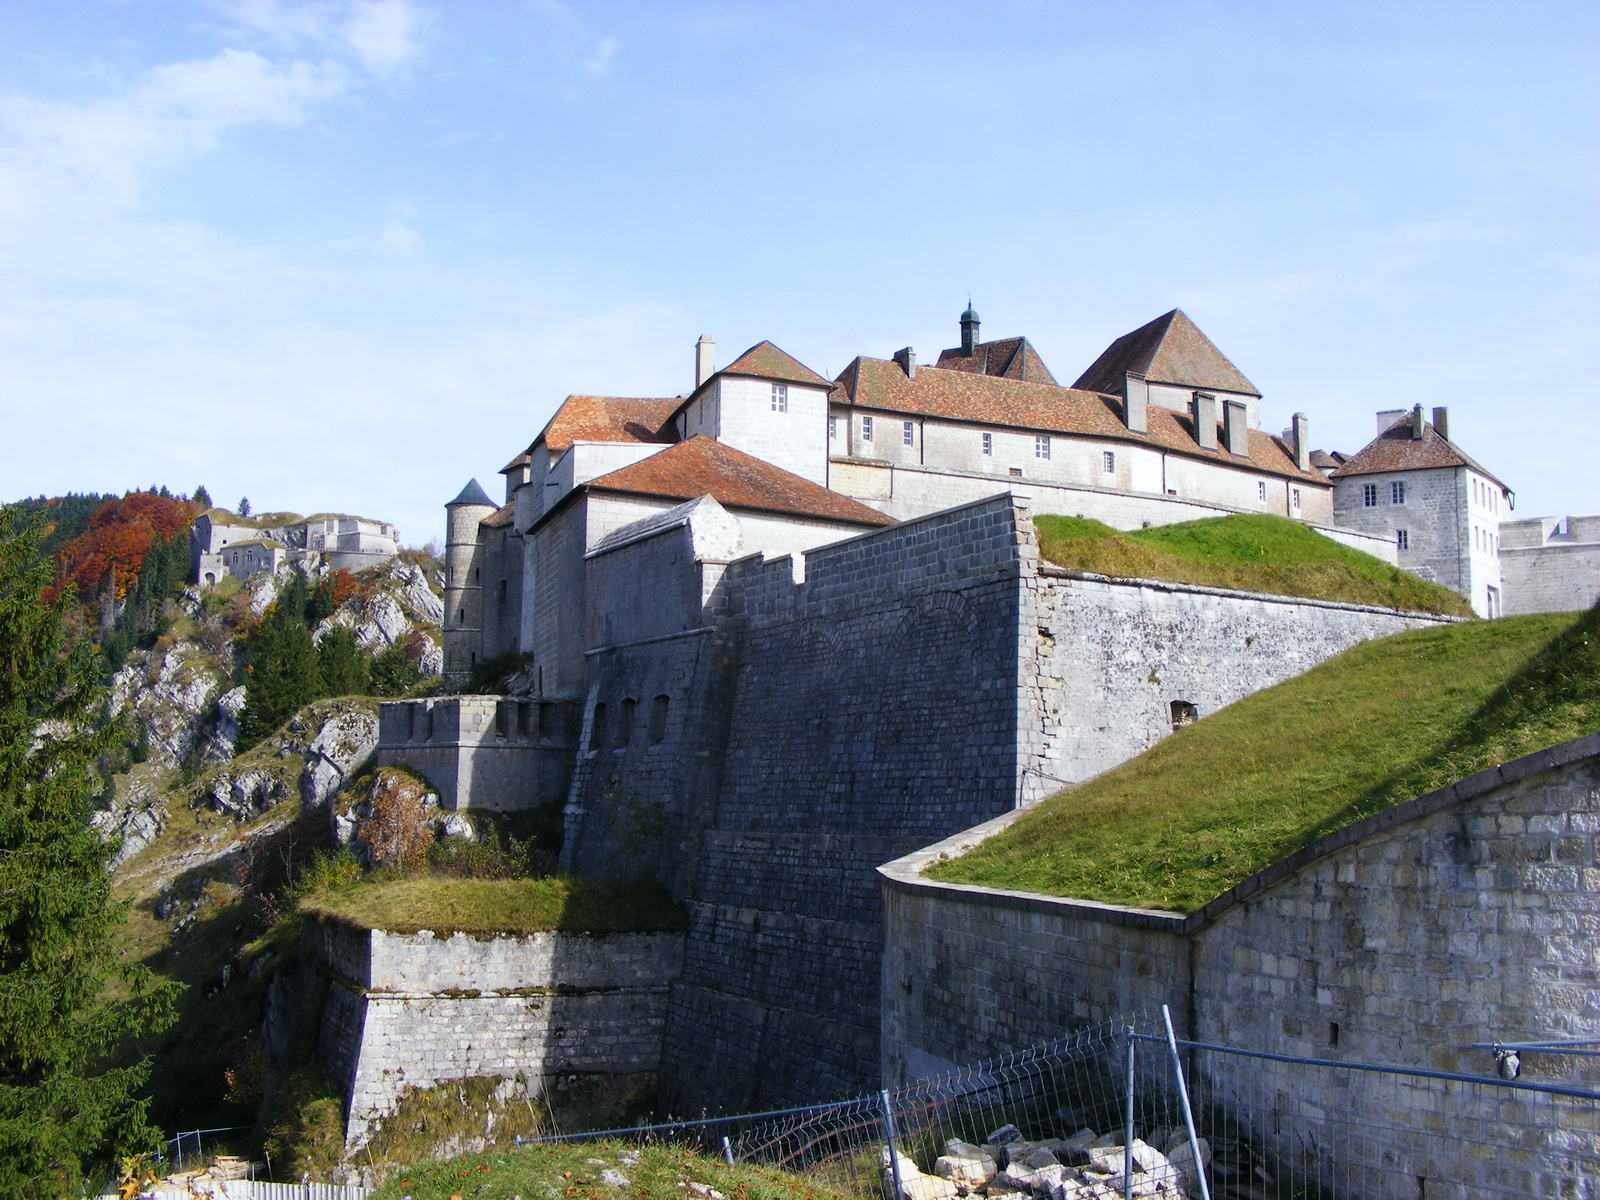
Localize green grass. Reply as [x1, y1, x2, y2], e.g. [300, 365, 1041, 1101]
[367, 1139, 860, 1200]
[1034, 513, 1473, 616]
[927, 606, 1600, 912]
[300, 873, 689, 936]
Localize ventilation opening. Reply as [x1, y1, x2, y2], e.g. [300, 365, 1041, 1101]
[1170, 700, 1198, 731]
[649, 694, 670, 744]
[1329, 1022, 1340, 1047]
[619, 697, 637, 746]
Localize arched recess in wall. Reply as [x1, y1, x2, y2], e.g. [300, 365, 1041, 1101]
[649, 694, 670, 745]
[590, 701, 608, 754]
[1170, 699, 1198, 730]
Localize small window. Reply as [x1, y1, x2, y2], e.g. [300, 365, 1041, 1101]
[1362, 483, 1378, 507]
[1103, 450, 1115, 474]
[1008, 467, 1024, 477]
[1170, 700, 1199, 730]
[1035, 434, 1051, 460]
[458, 606, 466, 622]
[903, 420, 915, 446]
[618, 698, 636, 746]
[474, 567, 480, 582]
[771, 384, 788, 412]
[1258, 481, 1267, 501]
[1391, 480, 1406, 505]
[1396, 529, 1409, 550]
[861, 416, 874, 442]
[981, 432, 992, 456]
[497, 578, 508, 611]
[828, 416, 837, 439]
[649, 694, 669, 744]
[1291, 488, 1301, 510]
[590, 703, 608, 753]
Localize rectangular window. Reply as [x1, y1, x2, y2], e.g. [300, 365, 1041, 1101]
[861, 416, 873, 442]
[1008, 467, 1024, 477]
[771, 384, 788, 412]
[1035, 434, 1051, 460]
[1258, 480, 1267, 501]
[1362, 483, 1378, 507]
[981, 432, 992, 456]
[1391, 480, 1406, 504]
[1102, 450, 1115, 473]
[1291, 488, 1301, 510]
[903, 420, 915, 446]
[828, 416, 837, 440]
[1396, 529, 1409, 550]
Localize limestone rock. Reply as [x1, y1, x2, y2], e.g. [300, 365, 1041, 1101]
[107, 641, 224, 771]
[209, 769, 292, 820]
[685, 1183, 724, 1200]
[299, 708, 380, 808]
[598, 1170, 630, 1188]
[883, 1164, 958, 1200]
[934, 1150, 997, 1189]
[91, 781, 168, 868]
[986, 1125, 1024, 1147]
[438, 811, 474, 840]
[246, 571, 281, 618]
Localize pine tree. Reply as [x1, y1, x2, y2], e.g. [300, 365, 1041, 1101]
[192, 486, 212, 509]
[237, 497, 251, 518]
[241, 617, 323, 746]
[0, 506, 178, 1197]
[316, 627, 369, 697]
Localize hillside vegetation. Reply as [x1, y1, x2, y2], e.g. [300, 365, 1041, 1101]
[1034, 513, 1473, 616]
[928, 605, 1600, 912]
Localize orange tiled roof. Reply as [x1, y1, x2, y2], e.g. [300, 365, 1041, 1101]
[834, 358, 1325, 484]
[1073, 309, 1259, 396]
[720, 341, 831, 388]
[935, 337, 1058, 386]
[481, 502, 516, 529]
[1330, 419, 1505, 489]
[586, 436, 895, 526]
[533, 395, 682, 454]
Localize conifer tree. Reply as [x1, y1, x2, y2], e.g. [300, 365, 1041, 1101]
[316, 627, 369, 697]
[192, 486, 212, 509]
[241, 614, 322, 746]
[0, 506, 177, 1196]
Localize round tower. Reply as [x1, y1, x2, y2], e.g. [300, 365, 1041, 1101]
[443, 479, 497, 688]
[960, 301, 981, 356]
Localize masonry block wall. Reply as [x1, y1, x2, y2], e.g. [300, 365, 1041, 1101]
[656, 494, 1038, 1114]
[376, 696, 575, 811]
[1025, 571, 1451, 791]
[880, 736, 1600, 1199]
[308, 919, 685, 1146]
[1501, 516, 1600, 616]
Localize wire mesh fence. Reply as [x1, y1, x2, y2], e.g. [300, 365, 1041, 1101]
[514, 1008, 1600, 1200]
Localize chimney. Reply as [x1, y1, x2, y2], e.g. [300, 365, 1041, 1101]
[1123, 371, 1148, 434]
[960, 303, 980, 356]
[1432, 406, 1449, 441]
[893, 346, 917, 380]
[1224, 398, 1249, 456]
[1192, 392, 1218, 451]
[695, 335, 716, 389]
[1292, 412, 1311, 472]
[1411, 404, 1425, 440]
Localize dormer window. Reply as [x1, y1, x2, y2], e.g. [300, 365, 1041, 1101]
[771, 384, 788, 413]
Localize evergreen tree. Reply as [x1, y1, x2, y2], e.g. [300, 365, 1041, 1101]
[308, 577, 336, 625]
[316, 627, 369, 697]
[192, 486, 212, 509]
[370, 644, 422, 697]
[237, 497, 251, 517]
[240, 617, 322, 746]
[0, 506, 177, 1196]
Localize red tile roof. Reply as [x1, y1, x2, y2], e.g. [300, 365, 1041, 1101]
[533, 395, 682, 454]
[1330, 419, 1506, 488]
[481, 502, 516, 529]
[833, 358, 1325, 484]
[720, 341, 831, 388]
[935, 337, 1059, 386]
[500, 450, 532, 474]
[1073, 309, 1260, 396]
[586, 436, 895, 526]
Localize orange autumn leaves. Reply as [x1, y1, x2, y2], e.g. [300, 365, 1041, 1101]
[47, 491, 199, 603]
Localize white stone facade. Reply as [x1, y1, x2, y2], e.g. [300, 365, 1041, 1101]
[1500, 515, 1600, 615]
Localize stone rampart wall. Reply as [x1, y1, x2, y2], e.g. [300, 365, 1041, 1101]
[376, 696, 575, 811]
[308, 920, 685, 1145]
[880, 736, 1600, 1198]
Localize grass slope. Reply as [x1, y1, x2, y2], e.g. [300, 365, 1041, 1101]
[927, 606, 1600, 912]
[368, 1140, 854, 1200]
[300, 874, 688, 936]
[1035, 513, 1472, 616]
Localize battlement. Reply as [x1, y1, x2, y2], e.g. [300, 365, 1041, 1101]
[376, 695, 578, 811]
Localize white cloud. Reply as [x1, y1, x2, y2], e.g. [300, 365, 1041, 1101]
[207, 0, 428, 74]
[583, 37, 619, 75]
[342, 0, 427, 74]
[377, 219, 421, 253]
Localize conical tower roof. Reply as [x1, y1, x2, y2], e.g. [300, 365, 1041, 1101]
[447, 478, 495, 508]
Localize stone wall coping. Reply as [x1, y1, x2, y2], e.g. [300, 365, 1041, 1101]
[799, 490, 1033, 558]
[1037, 564, 1463, 622]
[880, 733, 1600, 935]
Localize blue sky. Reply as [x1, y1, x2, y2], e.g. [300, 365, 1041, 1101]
[1, 1, 1595, 544]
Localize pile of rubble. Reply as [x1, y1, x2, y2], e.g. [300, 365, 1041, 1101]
[886, 1123, 1208, 1200]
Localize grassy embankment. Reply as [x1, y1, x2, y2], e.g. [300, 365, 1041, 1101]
[366, 1139, 855, 1200]
[300, 873, 687, 936]
[928, 604, 1600, 912]
[1034, 513, 1472, 616]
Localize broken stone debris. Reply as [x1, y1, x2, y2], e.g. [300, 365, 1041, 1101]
[884, 1129, 1208, 1200]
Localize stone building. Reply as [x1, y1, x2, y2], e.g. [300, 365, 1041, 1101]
[1499, 514, 1600, 615]
[192, 507, 400, 586]
[1329, 407, 1511, 616]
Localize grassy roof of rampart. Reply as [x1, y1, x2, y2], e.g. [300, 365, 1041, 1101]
[1034, 513, 1473, 616]
[926, 605, 1600, 912]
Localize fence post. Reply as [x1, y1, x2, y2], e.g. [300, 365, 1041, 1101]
[881, 1089, 905, 1200]
[1123, 1025, 1136, 1200]
[722, 1137, 734, 1167]
[1160, 1005, 1211, 1200]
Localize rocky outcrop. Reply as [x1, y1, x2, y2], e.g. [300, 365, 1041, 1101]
[91, 776, 169, 867]
[199, 699, 380, 821]
[313, 560, 445, 677]
[107, 641, 226, 771]
[300, 708, 380, 808]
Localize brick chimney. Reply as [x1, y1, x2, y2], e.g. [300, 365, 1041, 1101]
[1432, 406, 1450, 441]
[1123, 371, 1148, 434]
[695, 335, 716, 389]
[1192, 392, 1218, 451]
[893, 346, 917, 380]
[1293, 412, 1311, 472]
[1223, 398, 1249, 456]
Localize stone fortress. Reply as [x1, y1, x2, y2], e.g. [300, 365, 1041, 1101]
[345, 306, 1596, 1133]
[192, 507, 399, 586]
